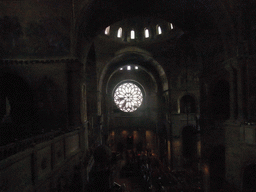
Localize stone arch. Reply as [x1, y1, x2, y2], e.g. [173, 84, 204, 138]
[99, 48, 168, 94]
[178, 93, 198, 114]
[99, 50, 168, 118]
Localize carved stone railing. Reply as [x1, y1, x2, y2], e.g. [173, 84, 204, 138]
[0, 129, 62, 161]
[0, 127, 84, 192]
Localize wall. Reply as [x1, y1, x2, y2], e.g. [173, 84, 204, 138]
[0, 0, 72, 59]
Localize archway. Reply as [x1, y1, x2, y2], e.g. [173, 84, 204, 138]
[180, 95, 196, 114]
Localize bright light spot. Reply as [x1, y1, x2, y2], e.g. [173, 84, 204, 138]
[157, 25, 162, 35]
[135, 66, 138, 70]
[127, 66, 131, 70]
[120, 68, 123, 70]
[170, 23, 174, 30]
[131, 30, 135, 39]
[145, 28, 149, 38]
[105, 26, 110, 35]
[114, 82, 143, 112]
[117, 27, 122, 38]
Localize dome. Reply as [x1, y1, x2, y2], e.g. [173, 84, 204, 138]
[100, 17, 183, 44]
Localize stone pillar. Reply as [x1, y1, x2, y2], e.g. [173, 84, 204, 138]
[67, 59, 83, 128]
[232, 59, 244, 121]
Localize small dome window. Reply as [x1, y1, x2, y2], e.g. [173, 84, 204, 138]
[131, 30, 135, 39]
[105, 26, 110, 35]
[144, 28, 149, 38]
[170, 23, 174, 30]
[157, 25, 162, 35]
[117, 27, 122, 38]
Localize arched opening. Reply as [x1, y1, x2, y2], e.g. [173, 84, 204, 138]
[182, 125, 197, 167]
[180, 95, 196, 114]
[243, 164, 256, 191]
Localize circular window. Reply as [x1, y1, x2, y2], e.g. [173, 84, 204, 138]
[114, 82, 143, 112]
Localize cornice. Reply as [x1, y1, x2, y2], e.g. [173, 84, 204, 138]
[0, 58, 80, 65]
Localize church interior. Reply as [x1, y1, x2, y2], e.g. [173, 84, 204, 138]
[1, 0, 256, 191]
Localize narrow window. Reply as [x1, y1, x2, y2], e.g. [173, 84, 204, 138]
[131, 30, 135, 39]
[145, 28, 149, 38]
[127, 66, 131, 70]
[105, 26, 110, 35]
[170, 23, 174, 30]
[157, 25, 162, 35]
[117, 27, 122, 38]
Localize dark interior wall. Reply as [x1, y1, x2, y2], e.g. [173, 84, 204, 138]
[0, 61, 68, 138]
[0, 0, 72, 59]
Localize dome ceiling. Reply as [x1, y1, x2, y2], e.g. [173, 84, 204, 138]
[99, 17, 184, 44]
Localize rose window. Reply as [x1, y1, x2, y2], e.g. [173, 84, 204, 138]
[114, 82, 143, 112]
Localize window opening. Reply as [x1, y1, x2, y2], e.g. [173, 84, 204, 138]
[127, 66, 131, 70]
[144, 28, 149, 38]
[105, 26, 110, 35]
[135, 66, 138, 70]
[170, 23, 174, 30]
[114, 82, 143, 112]
[157, 25, 162, 35]
[131, 30, 135, 39]
[117, 27, 122, 38]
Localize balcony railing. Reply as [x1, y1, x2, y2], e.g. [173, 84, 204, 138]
[0, 127, 81, 161]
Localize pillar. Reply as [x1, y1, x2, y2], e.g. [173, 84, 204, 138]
[232, 59, 244, 121]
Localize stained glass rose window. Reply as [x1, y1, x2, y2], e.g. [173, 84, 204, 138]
[114, 82, 143, 112]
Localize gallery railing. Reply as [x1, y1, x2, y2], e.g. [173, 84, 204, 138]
[0, 127, 81, 161]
